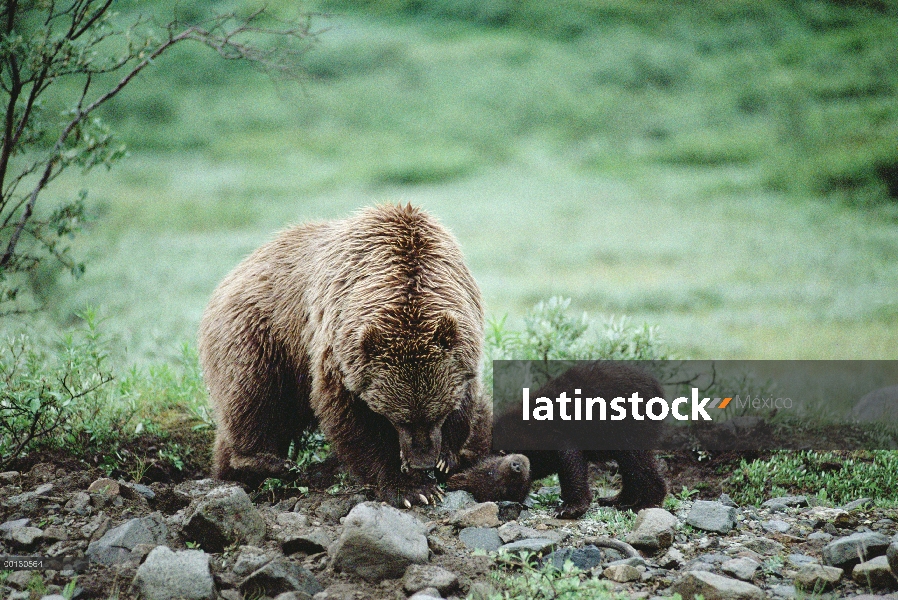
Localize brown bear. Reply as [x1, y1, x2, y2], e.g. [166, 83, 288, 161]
[199, 204, 490, 507]
[450, 361, 668, 518]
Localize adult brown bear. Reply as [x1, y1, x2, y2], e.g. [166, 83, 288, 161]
[199, 204, 490, 507]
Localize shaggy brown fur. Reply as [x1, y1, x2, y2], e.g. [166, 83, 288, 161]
[447, 453, 531, 503]
[452, 362, 668, 518]
[199, 204, 490, 507]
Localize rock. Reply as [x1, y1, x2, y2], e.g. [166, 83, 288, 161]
[8, 526, 43, 549]
[88, 477, 120, 496]
[497, 522, 562, 545]
[822, 531, 890, 568]
[627, 508, 678, 550]
[721, 557, 759, 581]
[844, 498, 874, 511]
[686, 501, 737, 534]
[853, 556, 898, 589]
[659, 547, 685, 569]
[440, 490, 476, 511]
[408, 588, 441, 600]
[794, 563, 843, 591]
[40, 596, 67, 600]
[274, 593, 313, 600]
[886, 542, 898, 583]
[121, 482, 156, 501]
[43, 526, 68, 542]
[497, 501, 523, 521]
[673, 570, 764, 600]
[87, 512, 168, 565]
[459, 527, 502, 552]
[604, 564, 642, 582]
[64, 492, 92, 515]
[807, 531, 832, 543]
[402, 564, 460, 595]
[6, 570, 34, 590]
[851, 384, 898, 422]
[277, 511, 309, 530]
[234, 545, 274, 577]
[315, 496, 364, 523]
[607, 556, 646, 568]
[743, 537, 784, 555]
[786, 553, 818, 567]
[183, 486, 266, 553]
[762, 496, 807, 508]
[762, 520, 790, 534]
[544, 545, 603, 571]
[240, 557, 324, 598]
[468, 582, 497, 600]
[499, 538, 556, 555]
[282, 528, 332, 556]
[131, 546, 215, 600]
[330, 502, 429, 581]
[450, 502, 500, 528]
[0, 470, 20, 482]
[312, 583, 369, 599]
[0, 517, 29, 531]
[718, 493, 738, 507]
[768, 584, 797, 598]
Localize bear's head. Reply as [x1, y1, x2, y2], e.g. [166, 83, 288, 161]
[357, 312, 477, 471]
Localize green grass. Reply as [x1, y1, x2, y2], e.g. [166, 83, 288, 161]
[6, 0, 898, 365]
[725, 450, 898, 507]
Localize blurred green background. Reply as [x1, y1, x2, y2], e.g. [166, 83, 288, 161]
[20, 0, 898, 361]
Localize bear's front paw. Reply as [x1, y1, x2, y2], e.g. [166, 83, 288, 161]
[554, 502, 590, 519]
[434, 450, 459, 476]
[380, 480, 445, 509]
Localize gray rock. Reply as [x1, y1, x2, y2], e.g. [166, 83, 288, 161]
[794, 563, 842, 591]
[6, 570, 34, 590]
[240, 556, 324, 598]
[122, 482, 156, 501]
[402, 564, 459, 595]
[888, 541, 898, 576]
[822, 531, 890, 568]
[673, 570, 764, 600]
[0, 470, 19, 482]
[627, 508, 678, 550]
[786, 553, 818, 567]
[439, 490, 476, 511]
[497, 522, 563, 544]
[497, 501, 523, 521]
[315, 495, 364, 523]
[330, 502, 429, 581]
[408, 589, 441, 600]
[87, 512, 168, 565]
[499, 538, 556, 555]
[686, 501, 737, 534]
[852, 555, 898, 589]
[40, 596, 68, 600]
[8, 592, 30, 600]
[603, 563, 641, 582]
[183, 486, 266, 553]
[718, 493, 738, 508]
[659, 547, 685, 569]
[0, 518, 30, 533]
[844, 497, 874, 511]
[233, 545, 273, 577]
[762, 520, 790, 534]
[274, 593, 313, 600]
[743, 537, 784, 555]
[450, 502, 500, 528]
[851, 384, 898, 422]
[458, 527, 502, 552]
[8, 526, 42, 549]
[762, 496, 807, 508]
[721, 557, 759, 581]
[544, 545, 603, 571]
[607, 556, 647, 568]
[768, 584, 797, 598]
[131, 546, 214, 600]
[64, 492, 91, 515]
[807, 531, 832, 542]
[282, 528, 332, 556]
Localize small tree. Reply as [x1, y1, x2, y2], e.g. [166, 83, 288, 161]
[0, 0, 314, 313]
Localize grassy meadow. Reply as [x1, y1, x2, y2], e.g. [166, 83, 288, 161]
[12, 0, 898, 365]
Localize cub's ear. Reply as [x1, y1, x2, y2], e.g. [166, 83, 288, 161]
[361, 325, 383, 361]
[432, 313, 458, 351]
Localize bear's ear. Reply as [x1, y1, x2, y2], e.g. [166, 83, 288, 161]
[432, 313, 458, 351]
[361, 325, 383, 361]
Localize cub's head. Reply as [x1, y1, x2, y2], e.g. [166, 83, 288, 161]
[447, 454, 532, 503]
[357, 313, 478, 471]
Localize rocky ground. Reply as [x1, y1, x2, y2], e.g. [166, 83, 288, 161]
[1, 460, 898, 600]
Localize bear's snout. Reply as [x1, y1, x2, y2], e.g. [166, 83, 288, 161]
[397, 424, 441, 471]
